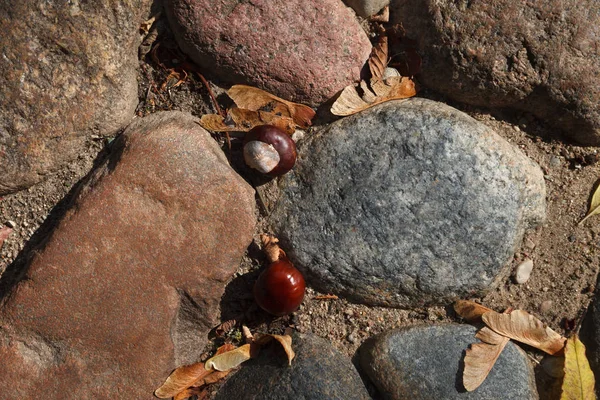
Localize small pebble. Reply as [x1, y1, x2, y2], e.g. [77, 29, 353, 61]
[513, 125, 520, 132]
[347, 333, 357, 343]
[6, 220, 17, 228]
[540, 300, 553, 314]
[568, 235, 576, 243]
[514, 259, 534, 284]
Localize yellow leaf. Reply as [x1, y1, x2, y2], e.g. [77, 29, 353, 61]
[154, 363, 213, 399]
[205, 343, 252, 371]
[482, 310, 566, 355]
[454, 300, 494, 322]
[330, 76, 416, 116]
[463, 327, 510, 391]
[579, 183, 600, 225]
[228, 85, 315, 128]
[560, 335, 596, 400]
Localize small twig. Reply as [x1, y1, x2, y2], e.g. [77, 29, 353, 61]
[195, 72, 224, 117]
[313, 294, 339, 300]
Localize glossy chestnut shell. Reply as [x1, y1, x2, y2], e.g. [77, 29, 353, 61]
[253, 257, 306, 316]
[243, 125, 297, 176]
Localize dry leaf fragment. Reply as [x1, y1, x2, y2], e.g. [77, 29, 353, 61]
[254, 333, 296, 366]
[174, 387, 206, 400]
[205, 344, 252, 371]
[579, 183, 600, 225]
[561, 335, 596, 400]
[193, 370, 232, 387]
[228, 85, 315, 128]
[260, 234, 284, 263]
[199, 108, 295, 135]
[482, 310, 566, 355]
[0, 226, 12, 248]
[154, 363, 213, 399]
[330, 76, 416, 116]
[454, 300, 494, 322]
[369, 36, 388, 80]
[463, 327, 510, 391]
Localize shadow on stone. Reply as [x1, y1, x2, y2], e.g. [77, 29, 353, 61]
[0, 138, 125, 301]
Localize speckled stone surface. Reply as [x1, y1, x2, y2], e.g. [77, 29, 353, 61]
[0, 0, 152, 194]
[390, 0, 600, 145]
[165, 0, 371, 106]
[360, 324, 538, 399]
[216, 333, 370, 400]
[271, 98, 545, 307]
[344, 0, 389, 17]
[0, 112, 256, 399]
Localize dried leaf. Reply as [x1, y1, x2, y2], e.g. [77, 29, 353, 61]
[205, 344, 252, 371]
[155, 363, 213, 399]
[0, 226, 12, 248]
[561, 335, 596, 400]
[463, 327, 510, 391]
[482, 310, 566, 355]
[330, 76, 416, 116]
[454, 300, 494, 322]
[228, 85, 315, 128]
[369, 36, 388, 80]
[214, 319, 237, 337]
[254, 333, 295, 366]
[215, 343, 237, 355]
[260, 234, 284, 263]
[193, 370, 232, 387]
[198, 108, 295, 134]
[579, 183, 600, 225]
[174, 387, 205, 400]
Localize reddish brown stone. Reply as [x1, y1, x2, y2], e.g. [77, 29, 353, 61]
[391, 0, 600, 145]
[165, 0, 372, 107]
[0, 111, 256, 399]
[0, 0, 152, 195]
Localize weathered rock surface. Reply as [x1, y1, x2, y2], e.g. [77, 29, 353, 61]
[390, 0, 600, 145]
[0, 112, 256, 399]
[344, 0, 389, 17]
[165, 0, 371, 106]
[215, 333, 370, 400]
[360, 324, 538, 399]
[0, 0, 152, 195]
[271, 99, 545, 307]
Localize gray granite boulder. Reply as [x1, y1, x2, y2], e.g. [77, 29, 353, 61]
[0, 112, 256, 399]
[165, 0, 371, 106]
[359, 324, 538, 399]
[390, 0, 600, 145]
[215, 333, 370, 400]
[344, 0, 389, 17]
[0, 0, 152, 195]
[270, 98, 545, 307]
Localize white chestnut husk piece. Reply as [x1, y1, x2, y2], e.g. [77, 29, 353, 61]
[243, 125, 297, 176]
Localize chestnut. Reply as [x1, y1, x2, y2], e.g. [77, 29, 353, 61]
[254, 256, 306, 316]
[243, 125, 297, 176]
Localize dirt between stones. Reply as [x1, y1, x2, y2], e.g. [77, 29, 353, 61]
[1, 21, 600, 400]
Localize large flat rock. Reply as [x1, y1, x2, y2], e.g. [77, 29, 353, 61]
[270, 99, 545, 307]
[165, 0, 371, 106]
[0, 112, 256, 399]
[0, 0, 151, 195]
[390, 0, 600, 145]
[359, 324, 538, 399]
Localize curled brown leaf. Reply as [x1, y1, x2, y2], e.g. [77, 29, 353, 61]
[482, 310, 566, 355]
[205, 344, 252, 371]
[454, 300, 494, 322]
[154, 363, 213, 399]
[228, 85, 315, 128]
[463, 327, 510, 391]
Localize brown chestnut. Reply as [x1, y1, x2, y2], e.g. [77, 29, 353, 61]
[253, 256, 306, 316]
[243, 125, 297, 176]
